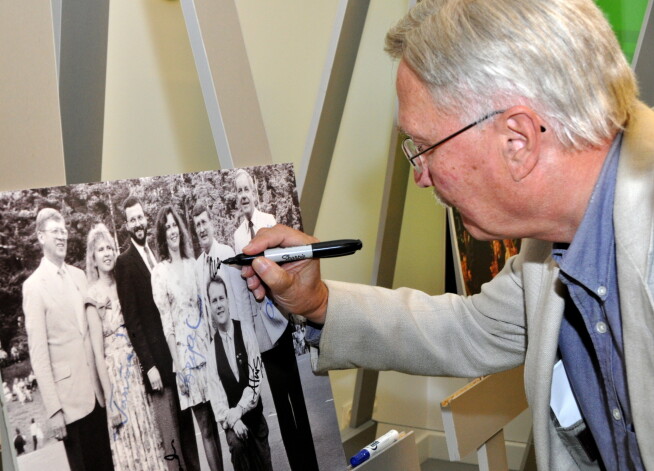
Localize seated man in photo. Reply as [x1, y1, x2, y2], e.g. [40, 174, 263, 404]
[206, 276, 273, 471]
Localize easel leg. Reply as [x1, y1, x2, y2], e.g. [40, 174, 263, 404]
[477, 429, 508, 471]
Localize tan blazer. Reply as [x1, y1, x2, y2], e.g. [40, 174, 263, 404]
[317, 102, 654, 470]
[23, 259, 104, 424]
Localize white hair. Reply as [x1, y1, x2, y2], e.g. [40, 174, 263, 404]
[385, 0, 637, 149]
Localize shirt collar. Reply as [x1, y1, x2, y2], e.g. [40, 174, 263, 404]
[41, 257, 66, 276]
[218, 320, 234, 342]
[552, 133, 623, 297]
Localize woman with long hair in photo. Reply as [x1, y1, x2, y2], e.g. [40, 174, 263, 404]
[151, 205, 223, 471]
[85, 223, 166, 470]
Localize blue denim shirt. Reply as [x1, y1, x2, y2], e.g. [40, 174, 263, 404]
[552, 133, 644, 470]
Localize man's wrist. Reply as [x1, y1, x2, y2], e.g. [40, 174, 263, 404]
[303, 281, 329, 324]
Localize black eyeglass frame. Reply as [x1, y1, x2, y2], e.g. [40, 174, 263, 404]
[401, 110, 546, 173]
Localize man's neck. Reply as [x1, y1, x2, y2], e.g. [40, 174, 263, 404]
[218, 319, 233, 336]
[202, 238, 216, 255]
[528, 138, 615, 243]
[44, 253, 64, 268]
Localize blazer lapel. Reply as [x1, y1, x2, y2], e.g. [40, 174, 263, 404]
[524, 256, 567, 471]
[38, 266, 82, 333]
[127, 242, 152, 280]
[614, 102, 654, 469]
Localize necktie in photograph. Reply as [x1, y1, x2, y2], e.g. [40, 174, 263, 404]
[144, 245, 156, 269]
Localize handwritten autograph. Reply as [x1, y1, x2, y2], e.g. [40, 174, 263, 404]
[164, 439, 184, 471]
[109, 331, 139, 440]
[207, 256, 221, 280]
[248, 357, 263, 396]
[177, 295, 209, 394]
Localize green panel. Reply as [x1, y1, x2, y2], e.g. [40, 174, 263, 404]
[595, 0, 649, 62]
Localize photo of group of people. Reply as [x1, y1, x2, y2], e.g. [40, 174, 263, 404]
[0, 165, 345, 471]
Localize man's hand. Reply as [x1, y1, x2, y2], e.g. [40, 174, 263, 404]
[49, 410, 67, 440]
[225, 406, 242, 429]
[240, 225, 329, 324]
[147, 366, 163, 391]
[232, 419, 249, 440]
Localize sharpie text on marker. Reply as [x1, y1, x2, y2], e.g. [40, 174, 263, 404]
[349, 429, 400, 467]
[222, 239, 363, 266]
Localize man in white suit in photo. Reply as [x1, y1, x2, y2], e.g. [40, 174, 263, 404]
[231, 169, 319, 470]
[232, 169, 277, 255]
[23, 208, 112, 471]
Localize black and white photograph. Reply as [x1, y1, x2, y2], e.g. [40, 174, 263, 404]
[0, 164, 346, 471]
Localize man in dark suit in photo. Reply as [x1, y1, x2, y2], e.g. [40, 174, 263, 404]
[114, 196, 200, 471]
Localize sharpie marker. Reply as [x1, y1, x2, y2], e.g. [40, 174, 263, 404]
[222, 239, 362, 265]
[349, 429, 400, 468]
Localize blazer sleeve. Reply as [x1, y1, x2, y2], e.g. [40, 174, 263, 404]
[317, 249, 530, 378]
[23, 276, 61, 418]
[115, 254, 156, 373]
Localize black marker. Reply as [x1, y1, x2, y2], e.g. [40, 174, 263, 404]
[222, 239, 362, 265]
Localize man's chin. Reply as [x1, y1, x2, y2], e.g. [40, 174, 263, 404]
[432, 190, 452, 209]
[132, 234, 147, 245]
[459, 216, 499, 242]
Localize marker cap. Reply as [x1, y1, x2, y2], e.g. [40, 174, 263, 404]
[350, 449, 370, 467]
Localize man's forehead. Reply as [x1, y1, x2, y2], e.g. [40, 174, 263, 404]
[44, 218, 64, 228]
[194, 211, 210, 223]
[235, 173, 253, 189]
[209, 281, 226, 296]
[125, 204, 144, 217]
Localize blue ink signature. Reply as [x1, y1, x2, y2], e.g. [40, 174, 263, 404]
[264, 298, 276, 320]
[108, 329, 141, 441]
[177, 298, 209, 394]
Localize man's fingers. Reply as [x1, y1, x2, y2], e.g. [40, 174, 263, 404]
[242, 225, 317, 255]
[251, 257, 293, 293]
[55, 425, 67, 440]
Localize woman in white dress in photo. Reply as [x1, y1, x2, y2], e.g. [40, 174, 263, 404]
[151, 205, 223, 471]
[85, 223, 166, 471]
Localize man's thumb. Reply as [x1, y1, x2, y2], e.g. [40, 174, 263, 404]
[251, 257, 291, 292]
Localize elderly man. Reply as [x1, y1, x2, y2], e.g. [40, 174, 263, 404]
[231, 169, 319, 470]
[23, 208, 112, 470]
[241, 0, 654, 470]
[232, 169, 277, 254]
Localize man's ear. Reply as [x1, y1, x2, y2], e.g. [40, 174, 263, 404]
[498, 107, 545, 182]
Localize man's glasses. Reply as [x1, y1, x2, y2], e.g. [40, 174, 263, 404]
[401, 110, 505, 174]
[401, 110, 546, 174]
[41, 228, 68, 237]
